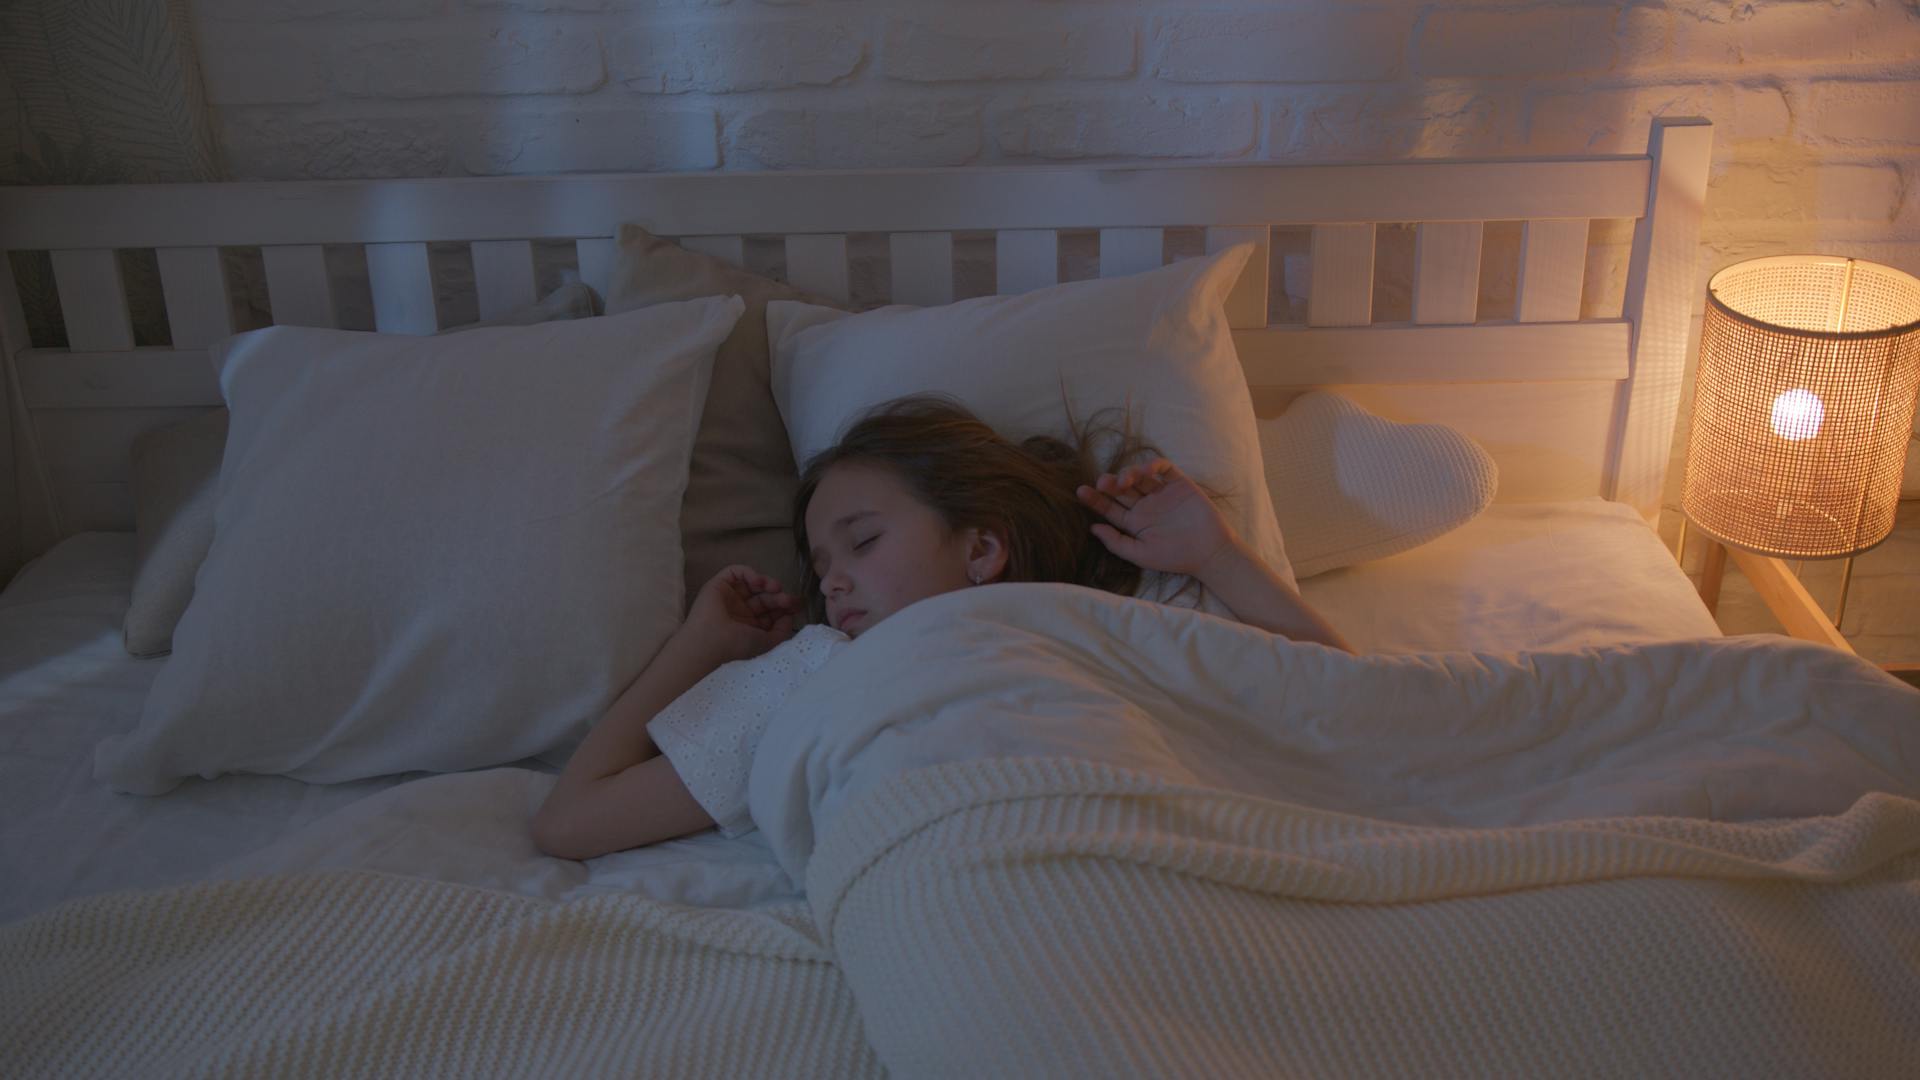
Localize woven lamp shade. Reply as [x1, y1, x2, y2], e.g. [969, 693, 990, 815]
[1682, 255, 1920, 559]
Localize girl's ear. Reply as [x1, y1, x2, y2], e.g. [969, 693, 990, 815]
[965, 527, 1011, 585]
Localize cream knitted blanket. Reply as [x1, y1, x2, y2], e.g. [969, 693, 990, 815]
[752, 584, 1920, 1078]
[0, 869, 881, 1079]
[9, 584, 1919, 1077]
[808, 757, 1920, 1079]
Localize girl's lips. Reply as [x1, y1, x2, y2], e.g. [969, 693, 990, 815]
[837, 609, 866, 631]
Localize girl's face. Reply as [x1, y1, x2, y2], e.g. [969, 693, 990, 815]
[805, 462, 1005, 638]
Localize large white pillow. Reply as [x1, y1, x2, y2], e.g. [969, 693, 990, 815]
[96, 297, 745, 794]
[1259, 391, 1497, 579]
[767, 245, 1294, 601]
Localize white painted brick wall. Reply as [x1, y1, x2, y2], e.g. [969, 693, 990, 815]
[1152, 11, 1407, 83]
[606, 20, 864, 94]
[190, 0, 1920, 499]
[1416, 7, 1621, 77]
[885, 16, 1137, 82]
[190, 1, 1919, 257]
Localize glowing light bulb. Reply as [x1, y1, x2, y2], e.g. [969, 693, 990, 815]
[1770, 388, 1823, 441]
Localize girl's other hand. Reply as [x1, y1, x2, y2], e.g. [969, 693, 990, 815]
[682, 565, 801, 663]
[1076, 459, 1242, 578]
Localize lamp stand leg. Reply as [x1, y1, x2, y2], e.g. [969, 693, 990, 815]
[1675, 517, 1689, 566]
[1834, 557, 1854, 630]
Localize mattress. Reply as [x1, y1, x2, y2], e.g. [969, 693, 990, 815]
[1299, 497, 1720, 652]
[0, 501, 1716, 923]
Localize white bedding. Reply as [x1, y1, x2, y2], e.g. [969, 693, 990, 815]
[760, 586, 1917, 1076]
[0, 534, 798, 924]
[1299, 497, 1721, 652]
[0, 502, 1716, 924]
[6, 581, 1914, 1078]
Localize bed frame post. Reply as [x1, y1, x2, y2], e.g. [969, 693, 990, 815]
[1607, 117, 1715, 523]
[0, 252, 44, 586]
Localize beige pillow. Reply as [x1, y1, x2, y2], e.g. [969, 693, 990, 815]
[604, 225, 851, 605]
[123, 283, 599, 657]
[1258, 392, 1498, 578]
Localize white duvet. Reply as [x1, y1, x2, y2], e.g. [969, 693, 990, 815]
[752, 583, 1919, 882]
[6, 583, 1918, 1078]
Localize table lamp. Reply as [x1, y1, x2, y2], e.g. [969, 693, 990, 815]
[1679, 255, 1920, 627]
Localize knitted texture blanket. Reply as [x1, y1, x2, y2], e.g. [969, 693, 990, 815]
[0, 869, 880, 1079]
[754, 584, 1920, 1078]
[808, 758, 1920, 1079]
[8, 584, 1919, 1078]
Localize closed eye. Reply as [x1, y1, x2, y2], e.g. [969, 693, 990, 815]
[854, 535, 879, 552]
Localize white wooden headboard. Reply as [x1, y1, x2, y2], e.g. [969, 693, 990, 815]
[0, 118, 1712, 579]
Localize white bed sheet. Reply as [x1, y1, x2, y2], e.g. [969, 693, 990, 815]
[0, 533, 799, 925]
[1299, 497, 1720, 653]
[0, 502, 1717, 924]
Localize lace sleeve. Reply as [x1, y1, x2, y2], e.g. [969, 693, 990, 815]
[646, 625, 851, 837]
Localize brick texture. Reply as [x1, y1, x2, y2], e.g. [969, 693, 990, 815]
[337, 24, 605, 98]
[885, 16, 1135, 82]
[1151, 11, 1406, 84]
[1416, 8, 1618, 78]
[606, 21, 865, 94]
[726, 100, 982, 168]
[993, 94, 1258, 160]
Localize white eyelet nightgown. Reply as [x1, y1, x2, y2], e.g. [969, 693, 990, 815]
[646, 624, 851, 837]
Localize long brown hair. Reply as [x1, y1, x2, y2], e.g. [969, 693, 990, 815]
[793, 396, 1161, 625]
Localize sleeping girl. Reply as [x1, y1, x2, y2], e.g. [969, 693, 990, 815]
[530, 397, 1350, 860]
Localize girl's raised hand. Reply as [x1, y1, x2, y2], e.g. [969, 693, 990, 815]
[1076, 459, 1241, 578]
[683, 565, 802, 663]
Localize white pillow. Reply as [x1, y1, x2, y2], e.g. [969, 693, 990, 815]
[767, 245, 1293, 603]
[1259, 391, 1497, 579]
[96, 297, 745, 794]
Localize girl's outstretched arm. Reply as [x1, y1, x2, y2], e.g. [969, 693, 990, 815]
[1188, 538, 1354, 653]
[532, 629, 730, 859]
[1078, 459, 1355, 653]
[532, 566, 802, 860]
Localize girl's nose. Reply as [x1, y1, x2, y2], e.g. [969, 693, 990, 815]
[822, 570, 850, 597]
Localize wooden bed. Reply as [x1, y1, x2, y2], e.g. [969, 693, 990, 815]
[3, 120, 1710, 560]
[5, 117, 1920, 1079]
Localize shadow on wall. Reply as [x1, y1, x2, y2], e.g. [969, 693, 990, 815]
[2, 0, 224, 349]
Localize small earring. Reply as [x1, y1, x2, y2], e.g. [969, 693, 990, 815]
[969, 571, 982, 585]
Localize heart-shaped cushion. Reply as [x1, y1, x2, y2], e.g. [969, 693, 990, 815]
[1259, 391, 1497, 578]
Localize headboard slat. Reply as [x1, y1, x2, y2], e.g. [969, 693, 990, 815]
[1308, 225, 1375, 328]
[366, 242, 437, 335]
[1098, 228, 1163, 279]
[1516, 219, 1590, 323]
[470, 240, 538, 321]
[889, 232, 955, 307]
[1608, 118, 1716, 520]
[785, 234, 849, 303]
[261, 245, 337, 328]
[1412, 222, 1484, 325]
[574, 237, 615, 300]
[50, 250, 134, 352]
[995, 230, 1058, 295]
[156, 247, 235, 349]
